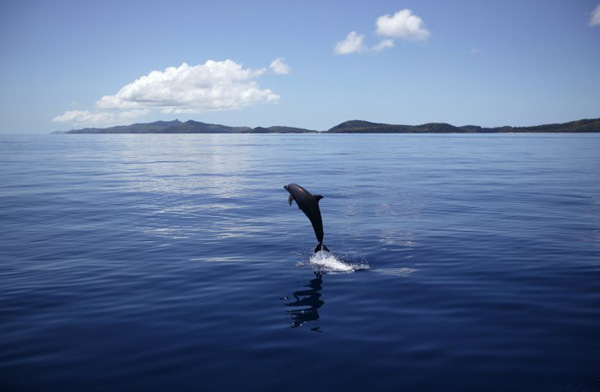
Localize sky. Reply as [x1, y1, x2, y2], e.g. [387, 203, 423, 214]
[1, 0, 599, 133]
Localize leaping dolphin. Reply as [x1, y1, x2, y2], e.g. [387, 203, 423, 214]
[284, 183, 330, 253]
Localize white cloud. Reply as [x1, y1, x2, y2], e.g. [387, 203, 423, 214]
[590, 4, 600, 26]
[95, 60, 279, 113]
[53, 59, 283, 126]
[52, 109, 149, 127]
[334, 31, 367, 55]
[373, 39, 395, 52]
[334, 9, 429, 55]
[470, 47, 485, 55]
[376, 9, 430, 42]
[270, 57, 291, 75]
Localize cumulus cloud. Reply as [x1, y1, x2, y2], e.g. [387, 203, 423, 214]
[373, 39, 395, 52]
[334, 31, 366, 55]
[270, 57, 291, 75]
[334, 9, 429, 55]
[590, 4, 600, 26]
[52, 109, 150, 127]
[53, 59, 284, 126]
[95, 60, 279, 113]
[376, 9, 430, 42]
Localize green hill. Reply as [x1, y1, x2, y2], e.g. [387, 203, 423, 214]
[65, 120, 317, 134]
[326, 118, 600, 133]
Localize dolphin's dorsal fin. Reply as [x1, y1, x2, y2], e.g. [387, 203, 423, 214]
[288, 195, 295, 205]
[314, 195, 324, 202]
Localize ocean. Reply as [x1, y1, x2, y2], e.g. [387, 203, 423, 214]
[1, 133, 599, 391]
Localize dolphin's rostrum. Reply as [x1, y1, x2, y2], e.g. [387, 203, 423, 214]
[284, 183, 330, 253]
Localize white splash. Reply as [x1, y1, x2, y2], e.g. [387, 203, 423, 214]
[305, 251, 369, 273]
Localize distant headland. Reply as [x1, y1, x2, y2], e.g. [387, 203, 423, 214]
[55, 118, 600, 134]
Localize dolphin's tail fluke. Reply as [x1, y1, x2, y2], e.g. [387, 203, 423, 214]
[314, 242, 330, 253]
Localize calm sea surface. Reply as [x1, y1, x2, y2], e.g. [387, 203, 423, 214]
[1, 134, 599, 391]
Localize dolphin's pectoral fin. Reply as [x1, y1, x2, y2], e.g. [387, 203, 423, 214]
[313, 195, 323, 202]
[288, 195, 295, 206]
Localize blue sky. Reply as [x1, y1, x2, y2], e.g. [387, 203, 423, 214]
[1, 0, 599, 133]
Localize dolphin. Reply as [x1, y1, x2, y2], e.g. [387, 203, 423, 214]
[284, 183, 330, 253]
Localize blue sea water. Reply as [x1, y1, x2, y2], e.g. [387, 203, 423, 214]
[1, 133, 600, 392]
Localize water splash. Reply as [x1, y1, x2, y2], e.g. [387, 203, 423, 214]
[302, 251, 370, 273]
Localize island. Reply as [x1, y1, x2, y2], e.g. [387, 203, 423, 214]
[326, 118, 600, 133]
[56, 118, 600, 134]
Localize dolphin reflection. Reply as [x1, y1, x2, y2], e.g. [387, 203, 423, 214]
[286, 272, 324, 329]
